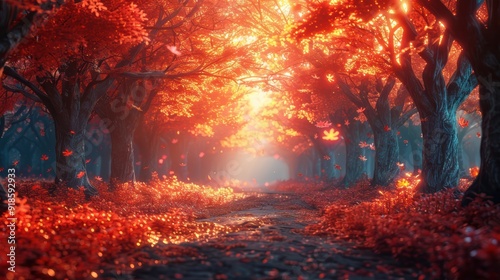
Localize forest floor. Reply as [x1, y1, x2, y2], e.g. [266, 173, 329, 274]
[128, 192, 424, 280]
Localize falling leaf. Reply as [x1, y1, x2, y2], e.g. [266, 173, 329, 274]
[199, 152, 205, 158]
[12, 160, 19, 166]
[476, 132, 481, 138]
[41, 154, 49, 161]
[70, 130, 76, 135]
[62, 149, 73, 157]
[315, 120, 332, 128]
[311, 74, 320, 79]
[359, 141, 369, 148]
[397, 162, 405, 170]
[344, 119, 350, 126]
[166, 45, 182, 56]
[384, 125, 391, 131]
[86, 159, 91, 164]
[172, 138, 178, 144]
[458, 117, 469, 128]
[76, 171, 85, 179]
[403, 140, 409, 144]
[357, 107, 366, 113]
[94, 176, 103, 181]
[326, 73, 334, 82]
[369, 143, 376, 150]
[322, 128, 340, 141]
[359, 155, 367, 161]
[323, 155, 330, 160]
[334, 164, 342, 170]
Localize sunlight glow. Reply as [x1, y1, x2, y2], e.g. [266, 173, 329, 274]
[401, 0, 409, 13]
[248, 89, 271, 112]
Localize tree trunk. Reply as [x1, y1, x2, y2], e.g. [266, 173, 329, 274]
[321, 148, 336, 180]
[463, 83, 500, 205]
[342, 137, 366, 187]
[109, 120, 137, 189]
[417, 112, 460, 193]
[54, 119, 97, 197]
[372, 129, 400, 186]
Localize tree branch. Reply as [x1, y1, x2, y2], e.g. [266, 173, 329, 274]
[2, 84, 42, 102]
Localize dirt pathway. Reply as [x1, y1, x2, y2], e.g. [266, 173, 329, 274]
[130, 193, 424, 280]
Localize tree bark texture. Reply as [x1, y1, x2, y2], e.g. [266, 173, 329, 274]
[54, 119, 97, 196]
[418, 112, 461, 193]
[463, 79, 500, 204]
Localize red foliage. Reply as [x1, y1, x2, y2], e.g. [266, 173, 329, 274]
[306, 178, 500, 279]
[0, 176, 242, 279]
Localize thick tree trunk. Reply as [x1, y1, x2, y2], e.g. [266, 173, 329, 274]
[463, 83, 500, 205]
[342, 138, 366, 187]
[417, 112, 460, 193]
[54, 120, 97, 197]
[372, 129, 400, 186]
[109, 121, 137, 188]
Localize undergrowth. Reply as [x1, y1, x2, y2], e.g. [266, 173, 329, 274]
[304, 177, 500, 279]
[1, 175, 243, 280]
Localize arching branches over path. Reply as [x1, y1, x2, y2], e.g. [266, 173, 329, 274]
[293, 0, 477, 193]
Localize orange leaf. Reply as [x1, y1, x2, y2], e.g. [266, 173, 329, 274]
[458, 117, 469, 128]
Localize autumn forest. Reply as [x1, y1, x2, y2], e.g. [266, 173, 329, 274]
[1, 0, 499, 279]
